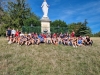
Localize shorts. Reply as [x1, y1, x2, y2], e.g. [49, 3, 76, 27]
[7, 34, 11, 37]
[78, 41, 82, 44]
[47, 40, 51, 44]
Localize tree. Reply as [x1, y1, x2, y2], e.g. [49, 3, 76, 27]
[76, 19, 91, 36]
[51, 20, 67, 27]
[0, 8, 3, 24]
[0, 0, 40, 35]
[68, 22, 82, 33]
[51, 20, 68, 33]
[2, 0, 40, 28]
[24, 13, 40, 26]
[67, 19, 91, 36]
[93, 31, 100, 37]
[0, 0, 4, 24]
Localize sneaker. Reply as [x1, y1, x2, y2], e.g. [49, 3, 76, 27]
[73, 45, 75, 48]
[75, 46, 77, 48]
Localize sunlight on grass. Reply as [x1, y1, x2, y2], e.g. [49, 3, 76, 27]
[0, 37, 100, 75]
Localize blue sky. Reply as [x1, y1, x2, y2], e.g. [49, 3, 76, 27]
[27, 0, 100, 33]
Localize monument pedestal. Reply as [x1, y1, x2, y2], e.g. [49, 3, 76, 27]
[41, 17, 51, 34]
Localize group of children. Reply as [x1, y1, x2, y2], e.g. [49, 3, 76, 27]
[6, 27, 93, 47]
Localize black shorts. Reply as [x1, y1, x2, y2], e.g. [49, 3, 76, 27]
[7, 34, 11, 37]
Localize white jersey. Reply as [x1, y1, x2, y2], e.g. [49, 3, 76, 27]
[20, 33, 24, 36]
[11, 30, 16, 34]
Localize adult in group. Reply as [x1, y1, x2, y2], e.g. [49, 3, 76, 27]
[6, 27, 11, 41]
[15, 29, 20, 37]
[11, 28, 16, 38]
[85, 36, 93, 46]
[71, 30, 75, 38]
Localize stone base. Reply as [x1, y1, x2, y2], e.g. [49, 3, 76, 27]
[41, 17, 51, 34]
[41, 17, 50, 22]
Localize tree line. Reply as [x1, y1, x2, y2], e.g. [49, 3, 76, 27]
[0, 0, 99, 36]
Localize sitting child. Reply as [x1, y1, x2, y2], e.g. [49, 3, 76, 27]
[84, 36, 93, 46]
[46, 35, 52, 44]
[77, 37, 83, 46]
[57, 36, 62, 45]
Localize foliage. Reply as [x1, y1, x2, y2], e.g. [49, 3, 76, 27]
[0, 0, 40, 35]
[51, 20, 68, 33]
[76, 20, 91, 36]
[51, 20, 67, 27]
[23, 13, 40, 26]
[22, 26, 41, 33]
[0, 6, 4, 24]
[68, 20, 91, 36]
[68, 22, 81, 33]
[92, 31, 100, 37]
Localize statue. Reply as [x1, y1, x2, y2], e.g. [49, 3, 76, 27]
[41, 0, 49, 18]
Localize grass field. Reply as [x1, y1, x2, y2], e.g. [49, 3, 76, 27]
[0, 37, 100, 75]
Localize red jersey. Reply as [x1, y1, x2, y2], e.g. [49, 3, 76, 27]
[71, 32, 75, 37]
[15, 31, 19, 37]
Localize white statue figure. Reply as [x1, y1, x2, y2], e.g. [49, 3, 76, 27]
[41, 0, 49, 18]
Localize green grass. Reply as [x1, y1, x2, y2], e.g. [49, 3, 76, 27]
[0, 37, 100, 75]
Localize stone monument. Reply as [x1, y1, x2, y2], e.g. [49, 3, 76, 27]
[41, 0, 50, 33]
